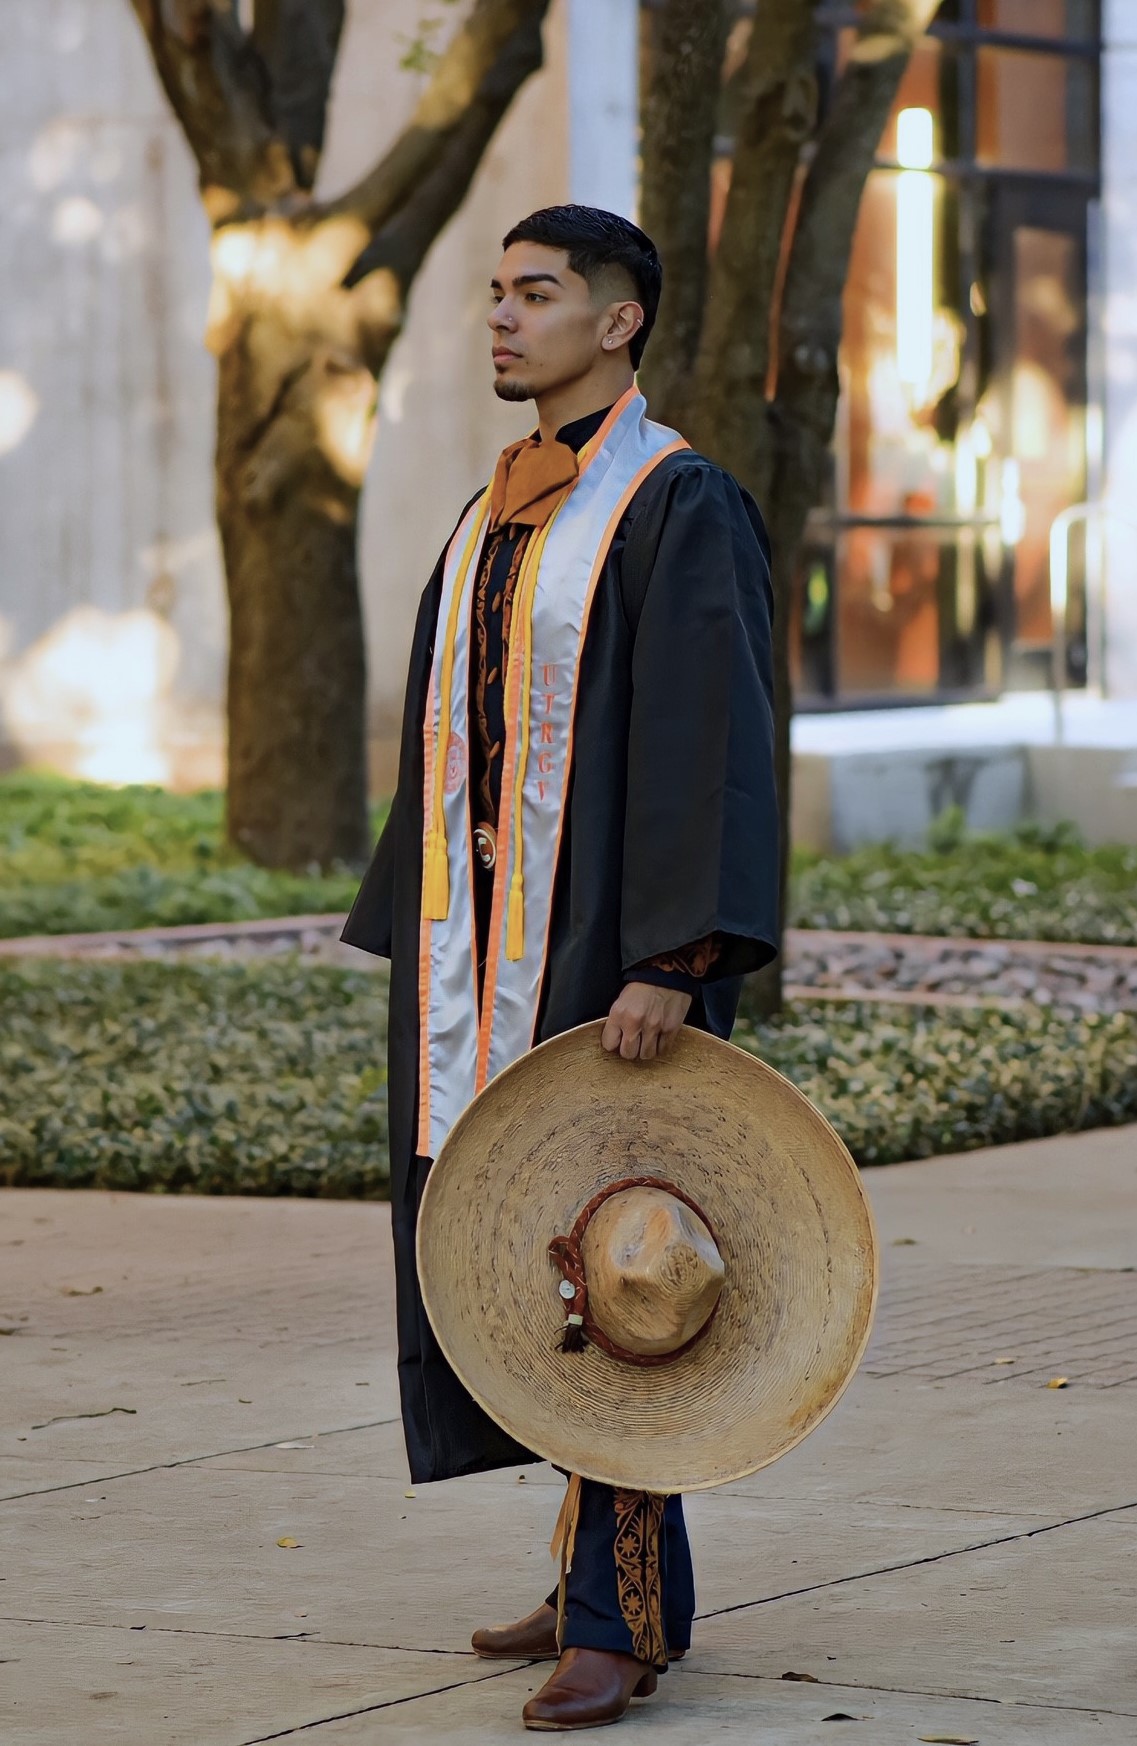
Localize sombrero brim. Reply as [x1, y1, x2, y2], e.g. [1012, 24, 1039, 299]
[417, 1021, 878, 1493]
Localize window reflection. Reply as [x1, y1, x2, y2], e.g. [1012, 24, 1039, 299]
[980, 228, 1086, 648]
[977, 0, 1096, 38]
[794, 1, 1099, 706]
[977, 48, 1095, 172]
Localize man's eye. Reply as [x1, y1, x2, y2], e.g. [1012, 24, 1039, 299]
[526, 293, 547, 304]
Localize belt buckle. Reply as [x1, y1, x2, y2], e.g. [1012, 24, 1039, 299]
[474, 822, 497, 870]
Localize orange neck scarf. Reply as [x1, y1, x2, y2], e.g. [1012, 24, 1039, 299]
[489, 434, 579, 533]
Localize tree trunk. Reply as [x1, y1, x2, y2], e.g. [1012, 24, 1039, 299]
[215, 306, 377, 869]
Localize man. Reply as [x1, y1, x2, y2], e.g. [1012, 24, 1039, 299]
[342, 204, 778, 1731]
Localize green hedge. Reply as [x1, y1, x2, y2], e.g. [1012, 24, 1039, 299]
[732, 1004, 1137, 1166]
[0, 959, 390, 1196]
[5, 776, 1137, 946]
[792, 813, 1137, 945]
[2, 958, 1134, 1194]
[0, 774, 385, 937]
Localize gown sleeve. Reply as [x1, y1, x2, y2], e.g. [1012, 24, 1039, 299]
[618, 460, 780, 982]
[339, 555, 446, 958]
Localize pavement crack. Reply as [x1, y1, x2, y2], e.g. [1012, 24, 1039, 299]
[677, 1666, 1137, 1718]
[30, 1406, 137, 1430]
[0, 1416, 401, 1504]
[0, 1615, 491, 1657]
[695, 1494, 1137, 1620]
[237, 1662, 524, 1742]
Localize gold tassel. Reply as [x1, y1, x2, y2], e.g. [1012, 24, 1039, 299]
[422, 830, 450, 921]
[505, 870, 525, 961]
[549, 1472, 582, 1653]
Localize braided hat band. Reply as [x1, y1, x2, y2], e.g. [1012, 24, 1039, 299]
[547, 1175, 723, 1367]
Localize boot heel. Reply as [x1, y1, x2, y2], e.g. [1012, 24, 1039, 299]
[633, 1669, 658, 1698]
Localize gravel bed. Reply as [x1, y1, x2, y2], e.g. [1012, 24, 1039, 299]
[4, 917, 1137, 1011]
[787, 934, 1137, 1013]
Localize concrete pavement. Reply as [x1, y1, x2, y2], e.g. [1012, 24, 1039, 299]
[2, 1125, 1135, 1744]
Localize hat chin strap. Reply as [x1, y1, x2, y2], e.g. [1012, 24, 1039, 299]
[547, 1175, 722, 1366]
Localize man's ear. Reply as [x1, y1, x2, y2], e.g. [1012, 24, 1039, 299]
[602, 300, 644, 353]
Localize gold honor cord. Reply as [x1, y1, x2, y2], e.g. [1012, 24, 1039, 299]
[504, 506, 559, 960]
[422, 490, 492, 921]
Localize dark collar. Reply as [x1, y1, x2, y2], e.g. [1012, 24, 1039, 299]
[551, 404, 614, 455]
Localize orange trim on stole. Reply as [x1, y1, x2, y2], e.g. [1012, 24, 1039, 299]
[525, 438, 688, 1050]
[475, 427, 688, 1082]
[473, 404, 635, 1091]
[416, 663, 438, 1149]
[416, 499, 485, 1156]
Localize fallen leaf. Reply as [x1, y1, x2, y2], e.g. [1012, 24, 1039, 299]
[781, 1670, 819, 1682]
[238, 1398, 252, 1404]
[1047, 1377, 1069, 1389]
[918, 1735, 978, 1744]
[274, 1442, 312, 1450]
[276, 1537, 302, 1549]
[517, 1474, 527, 1484]
[992, 1356, 1015, 1365]
[891, 1237, 918, 1246]
[822, 1714, 866, 1722]
[404, 1490, 416, 1500]
[61, 1285, 103, 1296]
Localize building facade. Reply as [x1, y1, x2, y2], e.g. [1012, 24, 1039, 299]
[796, 0, 1108, 710]
[1, 0, 1131, 834]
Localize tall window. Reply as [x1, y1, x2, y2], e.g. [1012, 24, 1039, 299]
[794, 0, 1101, 706]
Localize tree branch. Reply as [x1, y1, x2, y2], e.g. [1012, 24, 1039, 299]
[687, 0, 821, 467]
[252, 0, 346, 190]
[128, 0, 295, 212]
[323, 0, 548, 233]
[637, 0, 731, 428]
[340, 3, 548, 308]
[776, 0, 942, 430]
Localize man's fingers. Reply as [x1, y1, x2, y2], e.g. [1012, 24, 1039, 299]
[600, 1016, 623, 1053]
[619, 1028, 641, 1060]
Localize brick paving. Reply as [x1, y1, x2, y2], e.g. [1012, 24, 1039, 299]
[3, 1124, 1135, 1742]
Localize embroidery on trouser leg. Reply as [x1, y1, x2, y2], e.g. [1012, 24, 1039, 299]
[613, 1489, 667, 1668]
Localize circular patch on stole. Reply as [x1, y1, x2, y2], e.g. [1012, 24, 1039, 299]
[443, 731, 467, 795]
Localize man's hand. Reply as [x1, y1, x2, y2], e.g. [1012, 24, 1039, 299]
[601, 981, 692, 1061]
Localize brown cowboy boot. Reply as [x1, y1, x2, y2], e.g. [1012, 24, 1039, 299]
[471, 1602, 560, 1660]
[472, 1602, 687, 1663]
[522, 1646, 658, 1731]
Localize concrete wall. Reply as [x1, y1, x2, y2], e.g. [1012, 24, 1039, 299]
[0, 0, 218, 784]
[0, 0, 572, 789]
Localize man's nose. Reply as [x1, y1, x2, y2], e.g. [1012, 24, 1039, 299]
[488, 301, 516, 332]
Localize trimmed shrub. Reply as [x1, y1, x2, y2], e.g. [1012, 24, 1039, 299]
[0, 959, 390, 1196]
[792, 814, 1137, 945]
[0, 774, 385, 937]
[3, 958, 1134, 1193]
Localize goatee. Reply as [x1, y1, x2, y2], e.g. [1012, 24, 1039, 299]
[494, 377, 534, 403]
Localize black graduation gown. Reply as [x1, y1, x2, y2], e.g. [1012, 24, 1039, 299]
[341, 449, 780, 1484]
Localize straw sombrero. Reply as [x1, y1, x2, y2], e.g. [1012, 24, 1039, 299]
[417, 1020, 878, 1493]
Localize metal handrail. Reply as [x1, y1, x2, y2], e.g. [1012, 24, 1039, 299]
[1048, 501, 1137, 742]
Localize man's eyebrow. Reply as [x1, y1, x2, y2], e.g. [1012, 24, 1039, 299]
[490, 272, 564, 292]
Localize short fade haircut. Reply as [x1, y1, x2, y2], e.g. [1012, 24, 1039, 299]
[502, 205, 662, 369]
